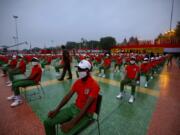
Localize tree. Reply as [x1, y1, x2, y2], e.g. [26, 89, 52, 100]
[32, 47, 40, 51]
[122, 38, 127, 45]
[100, 36, 116, 50]
[66, 42, 77, 49]
[86, 40, 100, 49]
[175, 21, 180, 43]
[128, 36, 139, 45]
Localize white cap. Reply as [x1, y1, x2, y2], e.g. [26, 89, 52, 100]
[144, 57, 148, 61]
[155, 57, 159, 60]
[105, 53, 110, 57]
[151, 57, 154, 60]
[12, 55, 16, 58]
[18, 54, 23, 58]
[131, 56, 136, 60]
[31, 57, 39, 62]
[77, 59, 91, 70]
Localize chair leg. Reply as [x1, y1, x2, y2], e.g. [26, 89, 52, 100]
[56, 124, 59, 135]
[24, 88, 27, 100]
[20, 87, 25, 99]
[36, 86, 42, 99]
[20, 84, 45, 102]
[40, 84, 45, 95]
[97, 119, 101, 135]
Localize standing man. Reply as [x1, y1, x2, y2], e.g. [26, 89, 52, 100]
[58, 45, 72, 81]
[44, 60, 100, 135]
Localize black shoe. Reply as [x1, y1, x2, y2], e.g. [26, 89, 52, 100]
[58, 78, 64, 81]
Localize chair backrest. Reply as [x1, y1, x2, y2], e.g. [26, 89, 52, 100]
[95, 94, 102, 115]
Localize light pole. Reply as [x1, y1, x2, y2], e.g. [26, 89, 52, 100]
[13, 15, 19, 47]
[170, 0, 174, 31]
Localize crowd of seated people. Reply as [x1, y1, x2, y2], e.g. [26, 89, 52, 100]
[0, 50, 168, 135]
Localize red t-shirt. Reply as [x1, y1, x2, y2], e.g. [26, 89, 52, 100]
[71, 76, 100, 114]
[126, 64, 139, 79]
[0, 56, 8, 63]
[25, 55, 33, 63]
[95, 56, 101, 63]
[115, 56, 122, 64]
[79, 55, 85, 61]
[140, 63, 150, 73]
[3, 57, 9, 63]
[28, 64, 42, 83]
[47, 57, 52, 64]
[18, 60, 26, 73]
[149, 61, 155, 69]
[125, 57, 131, 63]
[59, 59, 64, 65]
[103, 58, 111, 67]
[9, 59, 17, 68]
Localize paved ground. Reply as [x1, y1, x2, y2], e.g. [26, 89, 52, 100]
[0, 59, 180, 135]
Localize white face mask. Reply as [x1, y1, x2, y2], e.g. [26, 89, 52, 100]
[143, 61, 148, 64]
[78, 71, 87, 79]
[130, 60, 135, 64]
[32, 62, 38, 66]
[86, 58, 90, 61]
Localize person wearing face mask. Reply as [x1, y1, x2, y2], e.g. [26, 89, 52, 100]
[0, 54, 8, 67]
[140, 57, 151, 88]
[75, 55, 93, 78]
[149, 57, 155, 79]
[6, 57, 42, 107]
[44, 59, 100, 135]
[98, 53, 111, 78]
[113, 55, 123, 72]
[6, 54, 26, 86]
[1, 55, 17, 77]
[116, 56, 139, 103]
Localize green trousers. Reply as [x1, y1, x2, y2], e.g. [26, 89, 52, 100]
[44, 104, 93, 135]
[2, 64, 10, 74]
[12, 79, 36, 95]
[93, 61, 100, 67]
[41, 61, 48, 68]
[99, 66, 110, 74]
[120, 77, 136, 95]
[114, 63, 122, 70]
[0, 61, 6, 66]
[54, 65, 63, 73]
[8, 69, 22, 81]
[141, 73, 150, 82]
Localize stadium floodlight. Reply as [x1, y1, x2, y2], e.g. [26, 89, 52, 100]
[13, 15, 19, 50]
[170, 0, 174, 31]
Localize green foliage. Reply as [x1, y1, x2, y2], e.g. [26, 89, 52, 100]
[122, 38, 127, 45]
[32, 47, 41, 51]
[128, 36, 139, 44]
[175, 21, 180, 42]
[86, 40, 100, 49]
[100, 36, 116, 50]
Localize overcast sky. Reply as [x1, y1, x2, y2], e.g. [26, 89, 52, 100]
[0, 0, 180, 48]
